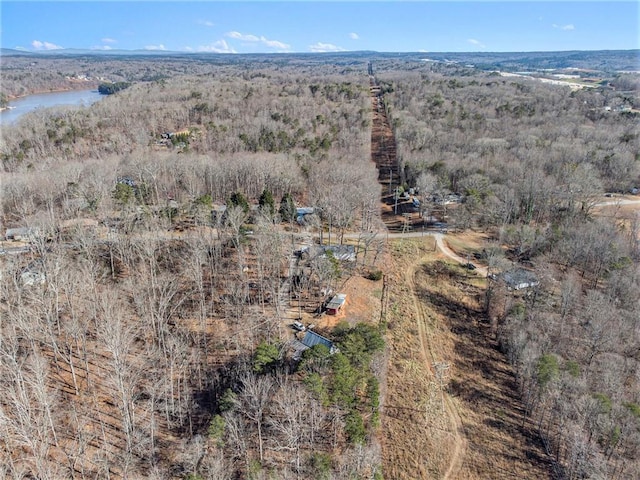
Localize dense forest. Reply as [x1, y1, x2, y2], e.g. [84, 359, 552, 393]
[1, 60, 383, 479]
[0, 51, 639, 479]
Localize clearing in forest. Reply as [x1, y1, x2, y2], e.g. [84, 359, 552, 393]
[379, 239, 555, 479]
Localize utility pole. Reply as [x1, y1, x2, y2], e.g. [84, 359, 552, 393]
[394, 187, 399, 215]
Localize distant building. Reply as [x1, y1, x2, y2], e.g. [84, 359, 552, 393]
[290, 329, 340, 360]
[325, 293, 347, 315]
[59, 218, 99, 230]
[5, 227, 37, 242]
[299, 244, 356, 262]
[211, 205, 227, 222]
[296, 207, 315, 225]
[116, 176, 136, 188]
[321, 245, 356, 262]
[20, 261, 46, 287]
[502, 269, 539, 291]
[21, 271, 46, 287]
[296, 207, 315, 216]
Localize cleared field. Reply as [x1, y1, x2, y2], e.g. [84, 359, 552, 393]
[380, 238, 554, 479]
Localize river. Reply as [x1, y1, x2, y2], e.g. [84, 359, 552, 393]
[0, 89, 104, 126]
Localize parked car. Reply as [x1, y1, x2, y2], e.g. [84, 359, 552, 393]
[292, 321, 306, 332]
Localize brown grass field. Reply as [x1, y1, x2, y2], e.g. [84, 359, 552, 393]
[377, 237, 555, 479]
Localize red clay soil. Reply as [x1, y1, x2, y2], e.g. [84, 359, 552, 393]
[370, 78, 423, 232]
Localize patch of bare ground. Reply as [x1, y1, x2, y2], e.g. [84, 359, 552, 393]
[381, 238, 555, 479]
[592, 195, 640, 235]
[337, 273, 383, 324]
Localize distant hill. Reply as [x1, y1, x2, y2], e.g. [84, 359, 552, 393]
[408, 50, 640, 73]
[0, 48, 37, 56]
[1, 48, 638, 73]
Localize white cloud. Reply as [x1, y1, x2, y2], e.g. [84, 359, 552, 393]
[144, 44, 167, 51]
[349, 32, 359, 40]
[227, 31, 259, 42]
[553, 23, 575, 31]
[261, 37, 289, 49]
[225, 31, 290, 50]
[91, 45, 113, 50]
[31, 40, 63, 50]
[197, 20, 215, 27]
[467, 38, 486, 48]
[309, 42, 346, 53]
[194, 40, 236, 54]
[102, 37, 117, 44]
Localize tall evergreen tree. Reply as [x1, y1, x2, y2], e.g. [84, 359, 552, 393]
[259, 189, 275, 216]
[279, 192, 296, 222]
[228, 191, 250, 214]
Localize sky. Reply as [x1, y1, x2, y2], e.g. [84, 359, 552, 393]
[1, 1, 638, 54]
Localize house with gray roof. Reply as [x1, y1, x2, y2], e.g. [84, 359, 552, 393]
[502, 268, 539, 290]
[290, 330, 339, 360]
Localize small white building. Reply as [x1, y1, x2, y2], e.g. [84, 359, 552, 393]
[325, 293, 347, 315]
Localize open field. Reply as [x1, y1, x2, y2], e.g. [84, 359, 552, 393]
[378, 238, 555, 479]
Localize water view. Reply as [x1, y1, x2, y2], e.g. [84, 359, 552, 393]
[0, 89, 103, 125]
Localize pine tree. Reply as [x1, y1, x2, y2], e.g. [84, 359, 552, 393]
[258, 189, 275, 216]
[279, 193, 296, 222]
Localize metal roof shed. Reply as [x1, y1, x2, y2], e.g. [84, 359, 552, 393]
[325, 293, 346, 315]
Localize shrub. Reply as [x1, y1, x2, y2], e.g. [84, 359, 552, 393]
[366, 269, 383, 281]
[309, 452, 332, 479]
[208, 415, 225, 447]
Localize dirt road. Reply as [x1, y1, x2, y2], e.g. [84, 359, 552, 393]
[432, 233, 488, 277]
[406, 258, 467, 479]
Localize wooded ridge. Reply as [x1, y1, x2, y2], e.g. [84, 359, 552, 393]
[0, 51, 638, 479]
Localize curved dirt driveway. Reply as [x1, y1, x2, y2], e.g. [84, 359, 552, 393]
[432, 233, 488, 277]
[345, 230, 489, 276]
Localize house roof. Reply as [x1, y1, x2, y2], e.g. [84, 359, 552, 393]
[6, 227, 32, 236]
[502, 268, 539, 289]
[290, 339, 310, 360]
[5, 227, 37, 240]
[321, 245, 356, 262]
[296, 207, 315, 216]
[302, 330, 335, 350]
[301, 244, 356, 262]
[326, 293, 347, 310]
